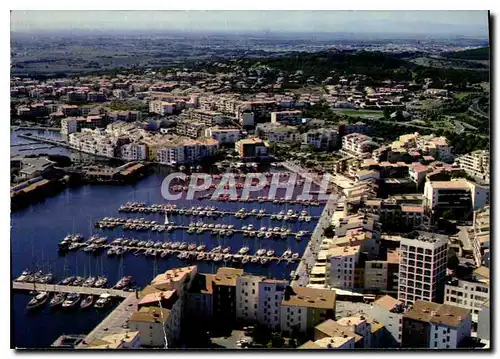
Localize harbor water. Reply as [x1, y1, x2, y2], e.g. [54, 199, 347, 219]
[11, 135, 324, 348]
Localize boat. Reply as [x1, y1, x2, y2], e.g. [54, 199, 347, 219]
[94, 276, 108, 288]
[265, 232, 273, 239]
[49, 293, 66, 308]
[80, 295, 94, 309]
[107, 248, 116, 256]
[196, 253, 205, 261]
[113, 276, 132, 289]
[238, 247, 250, 255]
[153, 242, 162, 248]
[232, 255, 242, 263]
[37, 272, 53, 284]
[114, 247, 126, 256]
[241, 256, 250, 265]
[62, 293, 81, 309]
[211, 246, 222, 253]
[223, 254, 231, 261]
[145, 240, 154, 248]
[188, 243, 197, 251]
[222, 246, 231, 254]
[248, 231, 256, 237]
[177, 252, 188, 260]
[94, 293, 112, 309]
[213, 254, 223, 262]
[256, 249, 266, 256]
[250, 257, 259, 263]
[26, 292, 50, 310]
[83, 277, 96, 287]
[171, 242, 180, 249]
[196, 244, 206, 252]
[187, 228, 195, 234]
[72, 277, 85, 286]
[179, 242, 188, 250]
[292, 253, 300, 259]
[60, 276, 75, 285]
[282, 249, 292, 258]
[160, 250, 169, 258]
[137, 241, 146, 247]
[257, 231, 265, 238]
[260, 258, 269, 265]
[266, 249, 275, 257]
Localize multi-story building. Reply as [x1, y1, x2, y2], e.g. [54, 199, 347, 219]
[456, 150, 490, 183]
[370, 295, 406, 346]
[398, 232, 448, 305]
[364, 260, 389, 291]
[402, 300, 471, 349]
[303, 129, 339, 150]
[120, 143, 148, 161]
[175, 121, 206, 139]
[341, 133, 378, 158]
[236, 274, 265, 323]
[270, 110, 302, 125]
[186, 273, 215, 323]
[86, 331, 141, 349]
[188, 109, 225, 126]
[157, 138, 219, 166]
[327, 245, 361, 289]
[235, 138, 269, 160]
[204, 127, 241, 145]
[212, 268, 243, 329]
[338, 121, 369, 135]
[423, 179, 490, 213]
[280, 286, 336, 335]
[313, 318, 365, 348]
[61, 116, 104, 135]
[149, 100, 175, 115]
[444, 266, 489, 322]
[471, 207, 490, 267]
[257, 123, 300, 143]
[476, 300, 490, 342]
[257, 279, 288, 331]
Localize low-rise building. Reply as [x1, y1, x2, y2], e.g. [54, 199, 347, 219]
[370, 295, 405, 346]
[303, 128, 339, 150]
[256, 123, 300, 143]
[280, 286, 336, 335]
[86, 331, 141, 349]
[235, 137, 269, 160]
[270, 110, 302, 125]
[204, 127, 241, 144]
[341, 133, 378, 158]
[402, 300, 471, 349]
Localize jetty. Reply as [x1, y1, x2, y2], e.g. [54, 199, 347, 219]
[12, 282, 130, 298]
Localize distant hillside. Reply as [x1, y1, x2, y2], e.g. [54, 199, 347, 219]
[441, 47, 489, 61]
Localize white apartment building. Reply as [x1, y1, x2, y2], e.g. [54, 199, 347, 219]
[444, 267, 489, 322]
[236, 274, 264, 323]
[402, 301, 471, 349]
[204, 127, 241, 144]
[423, 179, 489, 212]
[61, 117, 78, 135]
[327, 245, 360, 289]
[341, 133, 378, 158]
[257, 123, 300, 143]
[149, 100, 175, 115]
[303, 128, 339, 150]
[456, 150, 490, 183]
[398, 233, 448, 305]
[257, 279, 288, 330]
[336, 316, 372, 348]
[120, 143, 148, 161]
[370, 295, 405, 346]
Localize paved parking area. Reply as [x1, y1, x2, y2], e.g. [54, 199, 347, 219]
[210, 330, 252, 349]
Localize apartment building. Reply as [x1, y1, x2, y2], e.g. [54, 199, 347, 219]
[280, 286, 336, 335]
[444, 266, 489, 322]
[270, 110, 302, 125]
[423, 179, 490, 213]
[300, 336, 355, 349]
[186, 273, 215, 322]
[257, 123, 300, 143]
[338, 121, 369, 135]
[472, 207, 489, 267]
[257, 279, 288, 331]
[175, 120, 206, 139]
[189, 109, 225, 126]
[341, 133, 378, 158]
[456, 150, 490, 183]
[61, 116, 104, 135]
[235, 137, 269, 159]
[416, 135, 454, 163]
[157, 138, 219, 166]
[313, 319, 365, 348]
[236, 274, 265, 323]
[398, 232, 448, 305]
[149, 100, 176, 115]
[204, 127, 241, 144]
[303, 128, 339, 150]
[212, 268, 243, 329]
[476, 300, 490, 342]
[402, 300, 471, 349]
[333, 214, 381, 260]
[359, 199, 426, 230]
[327, 245, 361, 289]
[120, 143, 148, 161]
[370, 295, 405, 346]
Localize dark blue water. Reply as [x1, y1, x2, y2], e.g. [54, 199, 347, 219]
[11, 129, 69, 157]
[12, 167, 323, 348]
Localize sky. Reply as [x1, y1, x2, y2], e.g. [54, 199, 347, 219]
[10, 10, 489, 37]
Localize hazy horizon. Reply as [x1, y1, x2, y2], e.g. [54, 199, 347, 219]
[11, 10, 489, 38]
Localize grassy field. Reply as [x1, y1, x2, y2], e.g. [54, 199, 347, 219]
[453, 92, 473, 100]
[332, 109, 384, 117]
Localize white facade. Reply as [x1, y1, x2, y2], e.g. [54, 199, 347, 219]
[270, 110, 302, 125]
[341, 133, 377, 157]
[428, 316, 472, 349]
[149, 100, 174, 115]
[280, 305, 308, 334]
[370, 298, 404, 346]
[456, 150, 490, 183]
[205, 127, 241, 144]
[424, 180, 489, 211]
[303, 129, 339, 150]
[257, 280, 287, 330]
[398, 234, 448, 305]
[444, 279, 489, 322]
[328, 246, 360, 289]
[120, 143, 147, 161]
[236, 275, 262, 323]
[61, 117, 78, 135]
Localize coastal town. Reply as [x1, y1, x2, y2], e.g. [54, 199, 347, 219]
[10, 11, 490, 351]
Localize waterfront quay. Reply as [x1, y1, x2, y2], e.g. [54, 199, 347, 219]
[12, 282, 130, 298]
[77, 293, 140, 348]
